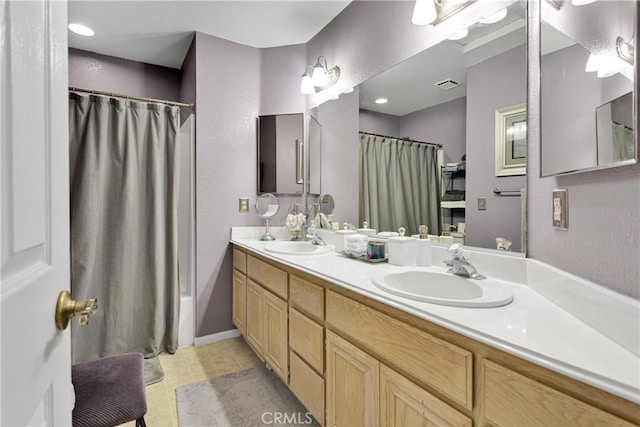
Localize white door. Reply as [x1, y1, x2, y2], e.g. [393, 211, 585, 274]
[1, 0, 73, 425]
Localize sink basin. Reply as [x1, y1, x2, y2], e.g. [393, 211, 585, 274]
[264, 241, 332, 256]
[372, 269, 513, 308]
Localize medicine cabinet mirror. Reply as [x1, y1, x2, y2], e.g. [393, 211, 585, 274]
[540, 0, 637, 176]
[308, 115, 322, 195]
[257, 113, 303, 195]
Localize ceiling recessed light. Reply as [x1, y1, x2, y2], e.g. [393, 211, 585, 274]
[68, 23, 95, 37]
[375, 98, 388, 104]
[479, 8, 507, 24]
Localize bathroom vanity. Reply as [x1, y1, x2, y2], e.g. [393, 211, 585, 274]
[231, 230, 639, 426]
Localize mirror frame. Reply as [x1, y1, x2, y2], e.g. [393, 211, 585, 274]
[538, 0, 638, 177]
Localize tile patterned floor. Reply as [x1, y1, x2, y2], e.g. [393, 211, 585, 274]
[125, 337, 261, 427]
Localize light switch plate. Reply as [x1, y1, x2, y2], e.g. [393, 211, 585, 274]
[239, 197, 249, 213]
[478, 197, 487, 211]
[552, 189, 568, 230]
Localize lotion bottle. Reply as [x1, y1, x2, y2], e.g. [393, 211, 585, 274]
[416, 225, 432, 267]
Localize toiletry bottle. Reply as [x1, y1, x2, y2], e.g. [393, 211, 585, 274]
[439, 224, 454, 244]
[301, 222, 308, 241]
[416, 225, 432, 267]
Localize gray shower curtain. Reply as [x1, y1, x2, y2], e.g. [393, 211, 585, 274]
[359, 133, 441, 236]
[69, 93, 180, 363]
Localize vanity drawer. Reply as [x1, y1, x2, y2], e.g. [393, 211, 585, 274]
[233, 248, 247, 274]
[289, 350, 325, 426]
[482, 359, 636, 427]
[289, 307, 324, 373]
[326, 290, 473, 410]
[289, 274, 324, 321]
[247, 255, 287, 299]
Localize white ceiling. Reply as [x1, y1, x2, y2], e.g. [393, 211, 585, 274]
[67, 1, 352, 69]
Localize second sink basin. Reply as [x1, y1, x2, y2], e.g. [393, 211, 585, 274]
[372, 269, 514, 308]
[264, 241, 332, 256]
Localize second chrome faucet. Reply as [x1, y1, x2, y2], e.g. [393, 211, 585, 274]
[443, 243, 486, 280]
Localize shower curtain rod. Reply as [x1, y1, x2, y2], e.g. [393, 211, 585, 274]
[69, 86, 195, 109]
[359, 131, 443, 148]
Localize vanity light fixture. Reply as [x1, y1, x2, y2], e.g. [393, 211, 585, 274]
[300, 56, 341, 94]
[375, 98, 389, 104]
[411, 0, 475, 26]
[68, 23, 95, 37]
[616, 36, 634, 65]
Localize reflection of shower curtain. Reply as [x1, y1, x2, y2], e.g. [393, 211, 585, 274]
[612, 122, 634, 162]
[69, 93, 180, 363]
[359, 133, 441, 236]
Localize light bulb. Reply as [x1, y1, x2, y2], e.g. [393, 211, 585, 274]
[312, 63, 329, 87]
[412, 0, 437, 25]
[479, 8, 507, 24]
[375, 98, 389, 104]
[300, 73, 314, 94]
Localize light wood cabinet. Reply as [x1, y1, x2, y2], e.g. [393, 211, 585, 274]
[380, 364, 471, 427]
[232, 245, 639, 427]
[290, 350, 325, 426]
[263, 291, 288, 383]
[232, 269, 247, 334]
[481, 359, 636, 427]
[326, 290, 473, 410]
[289, 307, 324, 373]
[326, 330, 379, 427]
[245, 279, 264, 356]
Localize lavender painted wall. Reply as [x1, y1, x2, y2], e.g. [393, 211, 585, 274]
[359, 109, 400, 137]
[68, 48, 181, 101]
[399, 97, 467, 164]
[465, 45, 526, 253]
[528, 1, 640, 299]
[316, 89, 360, 226]
[179, 40, 197, 124]
[193, 32, 261, 335]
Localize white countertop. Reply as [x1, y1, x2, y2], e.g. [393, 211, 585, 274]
[231, 231, 640, 405]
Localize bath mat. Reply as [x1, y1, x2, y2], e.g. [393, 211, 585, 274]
[143, 356, 164, 385]
[175, 365, 317, 427]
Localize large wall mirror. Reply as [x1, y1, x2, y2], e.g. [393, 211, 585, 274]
[315, 0, 528, 253]
[540, 0, 637, 176]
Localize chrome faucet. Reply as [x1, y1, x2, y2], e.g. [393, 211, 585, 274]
[443, 244, 486, 280]
[306, 226, 327, 246]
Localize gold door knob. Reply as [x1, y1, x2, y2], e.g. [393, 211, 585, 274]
[55, 290, 98, 330]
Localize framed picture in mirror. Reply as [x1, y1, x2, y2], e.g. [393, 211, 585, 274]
[495, 103, 527, 176]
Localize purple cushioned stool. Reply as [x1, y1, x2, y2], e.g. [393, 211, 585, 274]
[72, 353, 147, 427]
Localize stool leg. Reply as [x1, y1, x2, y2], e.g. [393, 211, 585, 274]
[136, 417, 147, 427]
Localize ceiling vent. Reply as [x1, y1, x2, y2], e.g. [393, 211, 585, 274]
[434, 79, 461, 90]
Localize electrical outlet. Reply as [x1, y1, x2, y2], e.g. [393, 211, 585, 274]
[239, 197, 249, 213]
[478, 197, 487, 211]
[552, 189, 568, 230]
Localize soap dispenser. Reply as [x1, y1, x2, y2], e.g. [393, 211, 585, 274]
[416, 225, 432, 267]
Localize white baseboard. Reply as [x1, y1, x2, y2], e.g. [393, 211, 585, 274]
[194, 329, 241, 347]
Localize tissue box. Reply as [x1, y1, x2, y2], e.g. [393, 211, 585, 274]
[387, 236, 417, 266]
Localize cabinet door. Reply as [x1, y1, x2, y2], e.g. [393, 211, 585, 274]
[264, 291, 288, 383]
[380, 365, 471, 427]
[245, 279, 264, 356]
[482, 360, 636, 427]
[232, 270, 247, 335]
[326, 331, 379, 427]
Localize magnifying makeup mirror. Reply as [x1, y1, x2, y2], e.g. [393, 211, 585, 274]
[256, 193, 279, 241]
